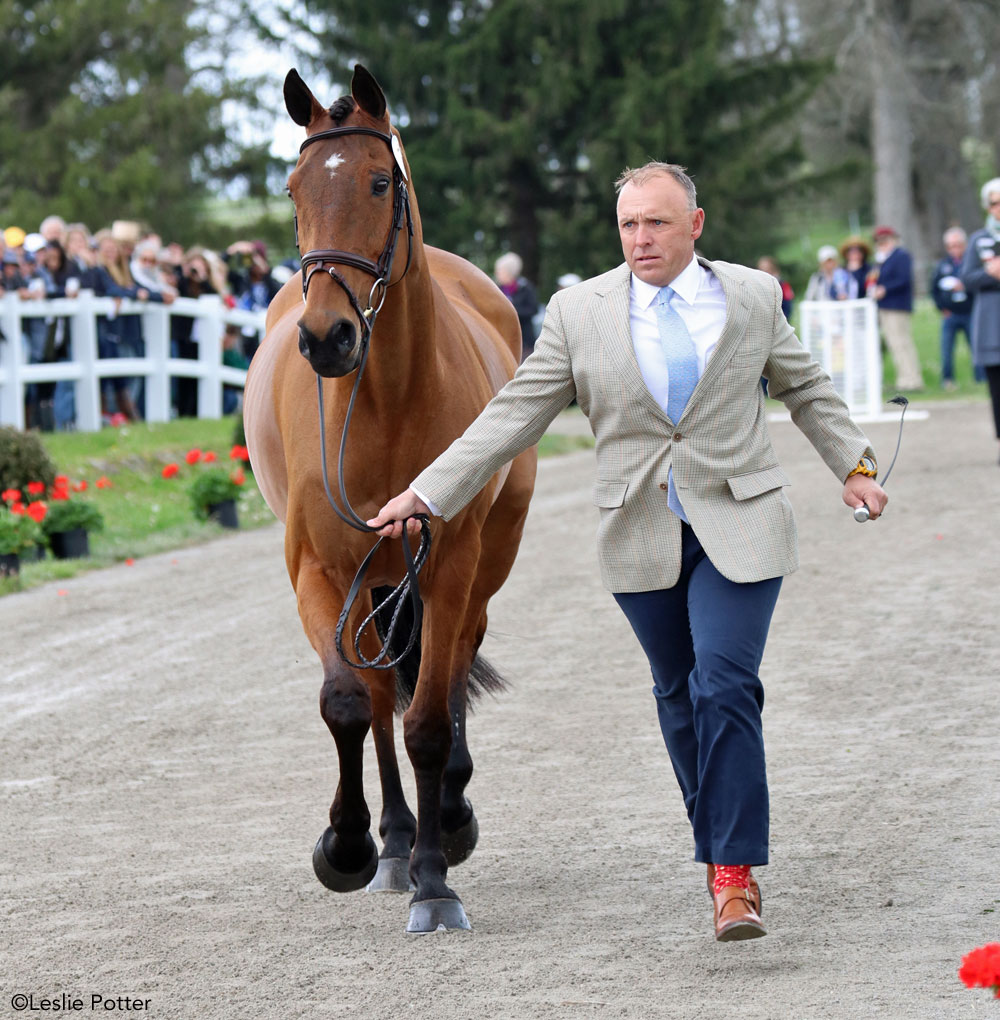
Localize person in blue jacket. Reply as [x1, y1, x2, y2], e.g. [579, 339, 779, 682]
[930, 227, 982, 388]
[871, 225, 923, 391]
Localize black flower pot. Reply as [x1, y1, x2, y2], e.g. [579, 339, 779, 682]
[0, 553, 20, 577]
[207, 499, 239, 530]
[50, 527, 90, 560]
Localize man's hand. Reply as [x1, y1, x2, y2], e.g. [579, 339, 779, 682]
[843, 474, 888, 520]
[367, 488, 431, 538]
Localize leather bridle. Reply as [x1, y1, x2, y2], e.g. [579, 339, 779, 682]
[292, 121, 426, 671]
[294, 125, 414, 338]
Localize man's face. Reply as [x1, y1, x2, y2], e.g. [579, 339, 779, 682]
[617, 175, 704, 287]
[945, 236, 966, 259]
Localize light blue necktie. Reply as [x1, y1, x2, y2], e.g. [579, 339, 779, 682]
[655, 286, 697, 521]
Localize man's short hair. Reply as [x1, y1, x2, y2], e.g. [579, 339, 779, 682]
[980, 177, 1000, 210]
[943, 226, 967, 244]
[614, 162, 698, 210]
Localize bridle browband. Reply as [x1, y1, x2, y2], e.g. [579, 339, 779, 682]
[295, 124, 414, 334]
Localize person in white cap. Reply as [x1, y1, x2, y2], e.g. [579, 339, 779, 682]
[804, 244, 856, 301]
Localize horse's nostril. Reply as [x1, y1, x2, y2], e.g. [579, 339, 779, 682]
[328, 318, 356, 351]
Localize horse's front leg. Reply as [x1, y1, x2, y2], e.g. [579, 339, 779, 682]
[294, 558, 378, 892]
[403, 583, 473, 933]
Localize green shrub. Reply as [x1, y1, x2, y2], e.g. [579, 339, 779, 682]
[0, 508, 44, 555]
[41, 499, 105, 535]
[0, 427, 57, 493]
[189, 466, 246, 519]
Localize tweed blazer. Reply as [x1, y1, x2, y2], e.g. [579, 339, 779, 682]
[413, 257, 874, 592]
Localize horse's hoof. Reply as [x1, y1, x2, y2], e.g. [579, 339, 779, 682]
[405, 897, 472, 934]
[366, 856, 414, 893]
[442, 811, 479, 866]
[312, 828, 378, 892]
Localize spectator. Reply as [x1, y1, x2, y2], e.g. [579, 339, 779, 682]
[85, 230, 159, 422]
[27, 240, 76, 429]
[4, 226, 26, 258]
[803, 245, 856, 301]
[2, 250, 26, 292]
[756, 256, 794, 321]
[960, 176, 1000, 463]
[64, 223, 95, 273]
[839, 236, 872, 299]
[227, 240, 280, 359]
[222, 324, 250, 415]
[39, 215, 67, 245]
[170, 247, 232, 418]
[931, 227, 980, 390]
[871, 225, 923, 392]
[493, 251, 540, 361]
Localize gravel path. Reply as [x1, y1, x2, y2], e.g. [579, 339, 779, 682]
[3, 400, 998, 1019]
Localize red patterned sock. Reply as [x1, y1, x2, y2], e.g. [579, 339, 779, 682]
[713, 864, 751, 896]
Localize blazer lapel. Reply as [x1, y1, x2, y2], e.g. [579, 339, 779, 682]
[685, 257, 751, 410]
[594, 264, 672, 426]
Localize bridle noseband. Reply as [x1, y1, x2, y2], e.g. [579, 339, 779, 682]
[295, 125, 414, 336]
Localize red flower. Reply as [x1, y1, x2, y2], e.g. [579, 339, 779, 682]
[50, 486, 70, 501]
[1, 488, 21, 502]
[95, 476, 112, 489]
[161, 463, 180, 479]
[54, 475, 69, 487]
[231, 469, 246, 486]
[10, 501, 26, 515]
[26, 501, 47, 522]
[26, 481, 45, 495]
[203, 450, 218, 463]
[125, 557, 135, 566]
[230, 444, 249, 461]
[109, 412, 128, 427]
[185, 448, 202, 465]
[72, 480, 88, 492]
[960, 944, 1000, 997]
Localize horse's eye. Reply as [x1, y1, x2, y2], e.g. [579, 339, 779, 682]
[372, 176, 391, 196]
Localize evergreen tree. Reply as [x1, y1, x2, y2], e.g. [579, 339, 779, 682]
[0, 0, 272, 239]
[294, 0, 828, 293]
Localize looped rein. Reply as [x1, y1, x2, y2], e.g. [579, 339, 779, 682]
[298, 123, 426, 671]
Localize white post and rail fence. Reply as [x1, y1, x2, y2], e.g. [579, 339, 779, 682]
[0, 290, 265, 432]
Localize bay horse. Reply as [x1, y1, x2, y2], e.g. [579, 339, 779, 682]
[243, 65, 536, 933]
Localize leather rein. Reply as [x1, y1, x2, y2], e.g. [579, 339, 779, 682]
[294, 123, 428, 671]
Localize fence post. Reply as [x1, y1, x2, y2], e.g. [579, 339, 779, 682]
[197, 295, 224, 419]
[143, 303, 171, 423]
[0, 292, 26, 430]
[72, 290, 101, 430]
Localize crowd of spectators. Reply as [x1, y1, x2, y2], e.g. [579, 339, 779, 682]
[1, 216, 296, 430]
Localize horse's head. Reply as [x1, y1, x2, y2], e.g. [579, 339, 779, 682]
[285, 65, 413, 378]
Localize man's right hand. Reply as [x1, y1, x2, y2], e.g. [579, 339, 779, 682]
[367, 488, 430, 538]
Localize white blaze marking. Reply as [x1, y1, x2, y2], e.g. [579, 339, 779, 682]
[325, 152, 345, 177]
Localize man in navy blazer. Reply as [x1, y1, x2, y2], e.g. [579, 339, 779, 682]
[872, 225, 923, 390]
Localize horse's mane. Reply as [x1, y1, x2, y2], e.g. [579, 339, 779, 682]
[328, 96, 356, 123]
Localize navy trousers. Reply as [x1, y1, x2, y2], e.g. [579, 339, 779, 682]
[614, 524, 782, 866]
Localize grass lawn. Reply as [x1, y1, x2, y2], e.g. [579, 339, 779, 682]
[0, 415, 593, 597]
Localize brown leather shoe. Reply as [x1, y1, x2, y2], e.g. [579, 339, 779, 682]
[706, 864, 762, 916]
[713, 885, 766, 941]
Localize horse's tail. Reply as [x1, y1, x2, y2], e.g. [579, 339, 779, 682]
[371, 585, 508, 714]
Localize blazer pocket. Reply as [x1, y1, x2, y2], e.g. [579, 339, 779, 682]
[726, 466, 790, 501]
[593, 479, 628, 508]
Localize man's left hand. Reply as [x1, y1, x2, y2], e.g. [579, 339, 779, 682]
[843, 474, 888, 520]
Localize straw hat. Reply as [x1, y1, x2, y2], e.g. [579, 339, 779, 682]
[3, 226, 26, 248]
[839, 235, 871, 260]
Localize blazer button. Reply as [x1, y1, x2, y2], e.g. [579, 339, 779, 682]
[673, 432, 683, 441]
[659, 482, 668, 490]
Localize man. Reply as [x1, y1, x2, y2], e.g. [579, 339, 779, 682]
[369, 162, 887, 942]
[931, 227, 981, 389]
[871, 225, 923, 391]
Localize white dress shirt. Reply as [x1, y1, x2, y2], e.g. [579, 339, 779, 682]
[413, 257, 728, 516]
[628, 256, 727, 415]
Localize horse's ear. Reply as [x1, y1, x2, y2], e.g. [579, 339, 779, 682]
[351, 64, 387, 120]
[284, 68, 324, 127]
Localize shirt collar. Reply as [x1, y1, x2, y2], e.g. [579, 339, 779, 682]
[631, 256, 702, 309]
